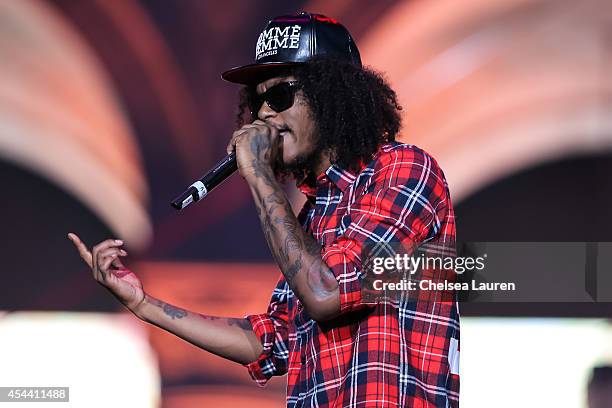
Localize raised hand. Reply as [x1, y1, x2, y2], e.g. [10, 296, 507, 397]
[67, 233, 145, 313]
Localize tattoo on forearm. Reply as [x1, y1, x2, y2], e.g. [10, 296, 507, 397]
[148, 297, 253, 329]
[199, 315, 253, 331]
[302, 234, 337, 296]
[227, 318, 253, 330]
[164, 304, 187, 320]
[304, 233, 322, 256]
[285, 258, 302, 281]
[252, 160, 275, 185]
[148, 297, 188, 320]
[264, 193, 285, 206]
[251, 174, 338, 300]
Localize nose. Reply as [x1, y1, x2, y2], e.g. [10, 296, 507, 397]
[257, 100, 277, 121]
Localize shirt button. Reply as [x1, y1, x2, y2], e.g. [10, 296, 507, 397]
[301, 354, 306, 364]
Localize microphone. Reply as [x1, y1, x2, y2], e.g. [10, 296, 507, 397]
[170, 152, 238, 210]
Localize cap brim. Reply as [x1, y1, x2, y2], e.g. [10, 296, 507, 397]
[221, 62, 300, 85]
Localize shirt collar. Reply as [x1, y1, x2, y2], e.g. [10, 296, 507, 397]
[297, 164, 357, 199]
[324, 164, 357, 192]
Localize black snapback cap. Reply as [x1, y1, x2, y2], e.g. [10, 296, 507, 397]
[222, 12, 361, 85]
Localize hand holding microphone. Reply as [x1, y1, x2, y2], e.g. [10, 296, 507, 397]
[227, 120, 282, 183]
[171, 121, 281, 210]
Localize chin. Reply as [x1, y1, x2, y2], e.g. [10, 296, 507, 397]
[279, 144, 323, 176]
[282, 152, 301, 167]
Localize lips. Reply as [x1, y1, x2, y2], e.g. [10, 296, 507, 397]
[278, 127, 291, 138]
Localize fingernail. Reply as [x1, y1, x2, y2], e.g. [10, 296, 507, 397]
[115, 240, 123, 244]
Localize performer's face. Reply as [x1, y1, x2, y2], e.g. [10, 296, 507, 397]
[255, 75, 322, 174]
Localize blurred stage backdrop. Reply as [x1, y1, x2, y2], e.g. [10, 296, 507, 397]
[1, 0, 611, 407]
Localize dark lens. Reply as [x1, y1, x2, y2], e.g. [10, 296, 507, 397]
[264, 82, 296, 112]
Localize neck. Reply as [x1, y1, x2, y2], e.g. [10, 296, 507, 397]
[311, 150, 332, 177]
[294, 150, 331, 188]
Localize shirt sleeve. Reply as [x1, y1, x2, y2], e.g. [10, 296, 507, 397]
[321, 146, 450, 314]
[243, 274, 290, 385]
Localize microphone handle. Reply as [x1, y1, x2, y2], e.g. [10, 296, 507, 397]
[170, 152, 238, 210]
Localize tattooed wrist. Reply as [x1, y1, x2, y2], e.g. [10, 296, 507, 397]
[146, 296, 188, 320]
[247, 163, 276, 187]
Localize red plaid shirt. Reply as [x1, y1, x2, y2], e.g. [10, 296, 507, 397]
[246, 142, 460, 407]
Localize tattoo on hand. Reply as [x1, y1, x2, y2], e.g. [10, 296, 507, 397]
[249, 136, 278, 185]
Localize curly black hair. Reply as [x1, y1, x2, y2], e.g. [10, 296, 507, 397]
[236, 56, 402, 175]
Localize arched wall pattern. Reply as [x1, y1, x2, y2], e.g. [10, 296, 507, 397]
[312, 0, 612, 202]
[2, 0, 610, 247]
[0, 0, 151, 248]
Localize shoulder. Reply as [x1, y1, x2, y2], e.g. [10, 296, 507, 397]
[363, 142, 446, 188]
[373, 142, 438, 166]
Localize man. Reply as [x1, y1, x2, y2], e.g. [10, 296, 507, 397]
[69, 12, 460, 407]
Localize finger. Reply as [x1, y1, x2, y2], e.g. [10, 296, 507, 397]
[98, 247, 127, 256]
[231, 127, 251, 140]
[230, 133, 250, 156]
[251, 119, 266, 126]
[98, 248, 127, 268]
[98, 253, 126, 273]
[235, 134, 254, 161]
[92, 239, 123, 271]
[246, 122, 275, 139]
[246, 119, 270, 129]
[241, 123, 262, 129]
[99, 253, 119, 278]
[226, 138, 236, 154]
[227, 128, 252, 154]
[111, 255, 125, 269]
[67, 233, 93, 269]
[92, 239, 124, 255]
[266, 123, 279, 136]
[97, 247, 126, 264]
[227, 134, 238, 154]
[241, 123, 271, 135]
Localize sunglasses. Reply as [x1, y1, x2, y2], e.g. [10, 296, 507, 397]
[250, 81, 299, 114]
